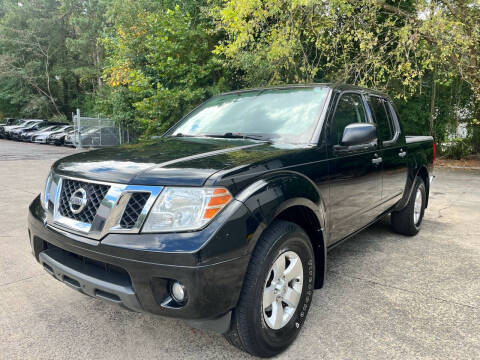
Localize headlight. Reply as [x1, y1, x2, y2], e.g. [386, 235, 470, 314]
[142, 187, 233, 233]
[40, 172, 52, 210]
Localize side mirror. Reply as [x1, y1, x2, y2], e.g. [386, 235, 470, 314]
[341, 123, 377, 146]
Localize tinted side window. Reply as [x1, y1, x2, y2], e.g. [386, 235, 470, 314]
[333, 93, 369, 145]
[367, 96, 394, 141]
[386, 101, 401, 133]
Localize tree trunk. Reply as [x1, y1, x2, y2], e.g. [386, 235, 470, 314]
[94, 42, 102, 90]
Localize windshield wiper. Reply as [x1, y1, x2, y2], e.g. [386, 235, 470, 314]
[204, 132, 270, 141]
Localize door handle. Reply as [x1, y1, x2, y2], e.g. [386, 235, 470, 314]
[399, 151, 407, 158]
[372, 157, 383, 164]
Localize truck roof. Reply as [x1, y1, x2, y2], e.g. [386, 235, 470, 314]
[220, 83, 389, 98]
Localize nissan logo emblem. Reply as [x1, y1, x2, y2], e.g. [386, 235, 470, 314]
[69, 188, 88, 214]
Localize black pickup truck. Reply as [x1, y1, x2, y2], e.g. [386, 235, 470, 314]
[28, 84, 434, 357]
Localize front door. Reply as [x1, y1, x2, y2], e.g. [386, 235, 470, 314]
[327, 92, 383, 244]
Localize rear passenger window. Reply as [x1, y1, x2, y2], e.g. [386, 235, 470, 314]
[367, 96, 394, 141]
[332, 93, 369, 145]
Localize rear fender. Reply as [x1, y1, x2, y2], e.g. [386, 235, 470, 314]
[395, 162, 431, 211]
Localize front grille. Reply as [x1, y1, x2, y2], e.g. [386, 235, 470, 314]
[120, 192, 150, 229]
[58, 179, 110, 224]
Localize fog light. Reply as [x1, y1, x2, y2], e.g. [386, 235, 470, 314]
[171, 281, 186, 303]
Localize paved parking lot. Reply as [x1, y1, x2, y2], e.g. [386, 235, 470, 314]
[1, 138, 479, 359]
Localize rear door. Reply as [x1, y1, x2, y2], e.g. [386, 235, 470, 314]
[327, 92, 383, 244]
[367, 95, 408, 206]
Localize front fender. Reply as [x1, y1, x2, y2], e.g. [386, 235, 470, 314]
[236, 171, 325, 228]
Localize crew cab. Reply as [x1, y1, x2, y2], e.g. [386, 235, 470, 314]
[28, 84, 434, 357]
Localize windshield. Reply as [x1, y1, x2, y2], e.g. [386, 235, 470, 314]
[13, 120, 29, 126]
[24, 122, 39, 129]
[167, 86, 329, 143]
[50, 125, 64, 131]
[38, 125, 54, 131]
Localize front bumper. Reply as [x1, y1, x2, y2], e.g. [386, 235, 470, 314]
[47, 138, 61, 144]
[39, 247, 142, 311]
[29, 195, 257, 332]
[33, 137, 47, 143]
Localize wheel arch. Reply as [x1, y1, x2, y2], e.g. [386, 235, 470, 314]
[395, 164, 431, 211]
[237, 173, 327, 289]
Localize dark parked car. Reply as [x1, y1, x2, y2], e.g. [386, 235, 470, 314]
[21, 124, 54, 142]
[0, 119, 29, 138]
[47, 126, 74, 145]
[31, 124, 71, 144]
[20, 123, 61, 142]
[28, 84, 434, 357]
[10, 120, 49, 141]
[4, 119, 44, 139]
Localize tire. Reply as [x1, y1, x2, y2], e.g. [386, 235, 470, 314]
[225, 220, 315, 357]
[391, 176, 426, 236]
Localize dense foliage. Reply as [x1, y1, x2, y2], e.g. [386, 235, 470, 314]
[0, 0, 479, 153]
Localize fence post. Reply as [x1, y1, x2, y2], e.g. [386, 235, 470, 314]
[76, 108, 82, 149]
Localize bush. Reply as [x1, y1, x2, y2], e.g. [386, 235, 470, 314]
[441, 138, 473, 160]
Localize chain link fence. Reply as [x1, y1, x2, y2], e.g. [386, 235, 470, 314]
[72, 109, 137, 148]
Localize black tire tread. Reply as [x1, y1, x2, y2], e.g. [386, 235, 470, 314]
[391, 177, 425, 236]
[224, 220, 309, 357]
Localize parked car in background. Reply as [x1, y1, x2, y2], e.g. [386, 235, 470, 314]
[21, 124, 59, 142]
[10, 120, 48, 141]
[29, 84, 434, 357]
[4, 119, 44, 139]
[0, 119, 30, 138]
[0, 118, 17, 126]
[63, 126, 119, 148]
[47, 127, 74, 145]
[82, 126, 119, 147]
[63, 131, 75, 147]
[64, 127, 99, 147]
[0, 119, 23, 139]
[32, 125, 71, 144]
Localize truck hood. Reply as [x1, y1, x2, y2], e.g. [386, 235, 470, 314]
[53, 137, 303, 186]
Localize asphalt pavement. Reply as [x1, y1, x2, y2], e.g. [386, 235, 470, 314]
[0, 138, 479, 359]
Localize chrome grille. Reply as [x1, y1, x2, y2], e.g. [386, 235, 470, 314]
[47, 173, 163, 239]
[58, 179, 110, 224]
[120, 192, 150, 229]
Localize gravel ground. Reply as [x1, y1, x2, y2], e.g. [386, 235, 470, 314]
[1, 139, 479, 359]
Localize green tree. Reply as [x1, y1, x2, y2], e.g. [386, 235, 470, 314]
[212, 0, 480, 145]
[0, 0, 113, 119]
[59, 0, 111, 106]
[0, 0, 68, 117]
[100, 0, 229, 135]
